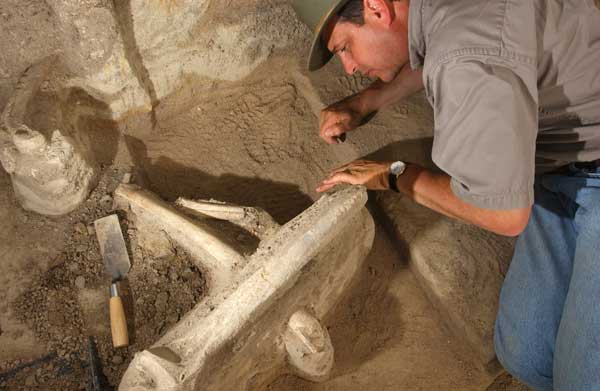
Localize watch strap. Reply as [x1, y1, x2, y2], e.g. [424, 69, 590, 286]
[388, 172, 400, 192]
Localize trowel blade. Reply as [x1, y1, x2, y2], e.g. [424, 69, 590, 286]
[94, 214, 131, 281]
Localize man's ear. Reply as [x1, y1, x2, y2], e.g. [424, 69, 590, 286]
[363, 0, 394, 27]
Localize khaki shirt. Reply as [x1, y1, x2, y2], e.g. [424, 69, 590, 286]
[408, 0, 600, 209]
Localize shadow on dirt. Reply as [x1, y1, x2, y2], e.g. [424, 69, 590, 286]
[124, 135, 314, 225]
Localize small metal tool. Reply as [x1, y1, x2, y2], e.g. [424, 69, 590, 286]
[94, 214, 132, 348]
[87, 336, 105, 391]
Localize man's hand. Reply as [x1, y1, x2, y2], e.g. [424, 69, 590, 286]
[316, 160, 392, 192]
[319, 94, 368, 144]
[318, 66, 424, 145]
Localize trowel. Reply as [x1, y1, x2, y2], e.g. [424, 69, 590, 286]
[94, 214, 131, 348]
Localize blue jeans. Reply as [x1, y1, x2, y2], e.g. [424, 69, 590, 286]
[494, 164, 600, 391]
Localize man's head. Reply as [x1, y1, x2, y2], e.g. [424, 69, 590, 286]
[293, 0, 411, 82]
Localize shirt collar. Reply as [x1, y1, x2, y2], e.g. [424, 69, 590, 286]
[408, 0, 426, 69]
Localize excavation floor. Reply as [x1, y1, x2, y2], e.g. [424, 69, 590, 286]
[267, 222, 528, 391]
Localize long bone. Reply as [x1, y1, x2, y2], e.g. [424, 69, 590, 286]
[114, 184, 246, 291]
[117, 185, 373, 391]
[175, 198, 280, 240]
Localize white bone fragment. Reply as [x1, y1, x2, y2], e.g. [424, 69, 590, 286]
[284, 310, 334, 381]
[175, 198, 280, 239]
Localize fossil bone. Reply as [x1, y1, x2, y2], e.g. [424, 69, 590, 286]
[175, 197, 280, 240]
[0, 59, 97, 215]
[284, 309, 334, 381]
[114, 184, 374, 391]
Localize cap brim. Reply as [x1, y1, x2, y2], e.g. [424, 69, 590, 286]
[307, 0, 349, 71]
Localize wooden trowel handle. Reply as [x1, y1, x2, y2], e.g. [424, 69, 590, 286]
[109, 283, 129, 348]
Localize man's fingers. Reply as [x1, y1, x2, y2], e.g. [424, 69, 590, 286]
[324, 135, 340, 145]
[316, 172, 359, 193]
[316, 182, 336, 193]
[323, 172, 357, 185]
[320, 122, 349, 144]
[320, 126, 341, 144]
[331, 163, 353, 174]
[330, 160, 370, 175]
[317, 173, 352, 191]
[323, 123, 345, 137]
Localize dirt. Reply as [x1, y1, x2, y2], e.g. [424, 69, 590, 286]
[121, 62, 332, 224]
[0, 169, 205, 390]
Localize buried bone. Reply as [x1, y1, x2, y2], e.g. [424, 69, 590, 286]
[113, 184, 374, 391]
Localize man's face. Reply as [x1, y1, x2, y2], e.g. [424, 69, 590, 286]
[323, 4, 410, 82]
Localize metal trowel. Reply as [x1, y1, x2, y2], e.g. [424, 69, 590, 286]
[94, 214, 131, 348]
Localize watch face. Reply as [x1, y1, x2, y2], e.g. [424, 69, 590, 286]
[390, 161, 406, 176]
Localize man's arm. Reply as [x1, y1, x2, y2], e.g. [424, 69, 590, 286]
[316, 160, 531, 237]
[396, 163, 531, 237]
[320, 65, 424, 144]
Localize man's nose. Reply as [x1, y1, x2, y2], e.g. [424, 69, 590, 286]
[341, 57, 358, 75]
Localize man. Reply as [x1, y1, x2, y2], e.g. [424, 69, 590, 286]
[291, 0, 600, 390]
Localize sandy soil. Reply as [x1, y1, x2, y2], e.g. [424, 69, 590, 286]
[0, 55, 529, 390]
[0, 168, 206, 390]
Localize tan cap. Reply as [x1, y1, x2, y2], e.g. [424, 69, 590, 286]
[291, 0, 351, 71]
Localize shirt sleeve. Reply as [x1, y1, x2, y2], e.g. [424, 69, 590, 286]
[428, 60, 538, 210]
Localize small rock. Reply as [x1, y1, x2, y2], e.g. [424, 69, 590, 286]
[122, 173, 132, 184]
[76, 244, 88, 253]
[87, 225, 96, 236]
[155, 292, 169, 312]
[74, 222, 86, 234]
[25, 374, 36, 386]
[182, 268, 194, 281]
[67, 263, 80, 272]
[100, 195, 113, 208]
[167, 313, 179, 324]
[75, 276, 85, 289]
[111, 355, 123, 365]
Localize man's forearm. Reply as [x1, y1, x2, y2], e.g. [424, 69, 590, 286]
[360, 65, 424, 114]
[396, 164, 531, 237]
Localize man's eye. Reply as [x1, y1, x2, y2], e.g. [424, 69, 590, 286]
[340, 45, 347, 53]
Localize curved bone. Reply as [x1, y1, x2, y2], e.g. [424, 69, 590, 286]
[175, 198, 280, 240]
[114, 184, 246, 290]
[118, 185, 374, 391]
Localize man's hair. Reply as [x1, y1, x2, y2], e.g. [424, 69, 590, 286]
[338, 0, 365, 25]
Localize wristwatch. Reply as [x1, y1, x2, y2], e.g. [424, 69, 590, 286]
[388, 161, 406, 192]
